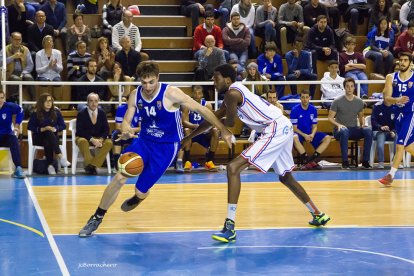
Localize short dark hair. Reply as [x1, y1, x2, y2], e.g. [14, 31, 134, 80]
[85, 58, 97, 68]
[214, 64, 236, 83]
[204, 10, 215, 19]
[317, 15, 328, 22]
[343, 77, 355, 87]
[230, 12, 240, 19]
[264, 41, 278, 52]
[136, 61, 160, 79]
[398, 52, 413, 62]
[327, 60, 339, 66]
[73, 13, 83, 21]
[300, 89, 311, 95]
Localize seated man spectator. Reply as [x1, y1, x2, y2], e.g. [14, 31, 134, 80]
[339, 35, 368, 98]
[257, 41, 285, 98]
[223, 12, 250, 70]
[218, 0, 240, 30]
[27, 10, 54, 59]
[328, 77, 373, 169]
[2, 32, 35, 102]
[181, 0, 215, 34]
[67, 40, 91, 81]
[75, 93, 113, 175]
[277, 0, 307, 51]
[112, 10, 148, 61]
[394, 21, 414, 56]
[320, 60, 345, 108]
[40, 0, 67, 54]
[255, 0, 277, 45]
[115, 36, 141, 79]
[231, 0, 256, 57]
[111, 99, 141, 171]
[371, 100, 396, 169]
[176, 85, 220, 173]
[342, 0, 370, 35]
[193, 11, 226, 59]
[303, 0, 329, 28]
[0, 90, 26, 178]
[305, 14, 337, 73]
[291, 89, 332, 169]
[285, 37, 317, 97]
[194, 35, 226, 81]
[76, 59, 107, 109]
[319, 0, 340, 29]
[229, 59, 247, 81]
[266, 90, 285, 113]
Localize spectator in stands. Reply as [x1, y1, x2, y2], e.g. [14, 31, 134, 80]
[328, 77, 373, 169]
[255, 0, 277, 46]
[399, 0, 414, 32]
[277, 0, 307, 50]
[229, 59, 247, 81]
[364, 17, 394, 76]
[290, 89, 331, 169]
[67, 40, 91, 81]
[115, 36, 141, 79]
[285, 37, 317, 97]
[40, 0, 67, 54]
[231, 0, 256, 57]
[257, 41, 285, 98]
[368, 0, 391, 30]
[223, 12, 250, 70]
[107, 61, 133, 102]
[193, 11, 227, 60]
[0, 90, 26, 178]
[339, 35, 368, 98]
[242, 61, 269, 96]
[303, 0, 329, 28]
[111, 98, 140, 171]
[181, 0, 215, 34]
[342, 0, 370, 35]
[75, 93, 113, 175]
[2, 32, 35, 102]
[266, 90, 284, 112]
[218, 0, 240, 29]
[27, 10, 54, 58]
[102, 0, 125, 45]
[112, 10, 148, 61]
[394, 21, 414, 56]
[27, 93, 70, 175]
[36, 35, 63, 82]
[92, 36, 115, 80]
[76, 59, 107, 110]
[319, 0, 340, 29]
[371, 100, 396, 169]
[194, 35, 226, 81]
[76, 0, 98, 14]
[67, 13, 91, 55]
[8, 0, 32, 43]
[305, 15, 337, 73]
[176, 85, 220, 173]
[320, 60, 345, 108]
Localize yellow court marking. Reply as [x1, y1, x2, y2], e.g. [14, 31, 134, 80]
[0, 218, 45, 237]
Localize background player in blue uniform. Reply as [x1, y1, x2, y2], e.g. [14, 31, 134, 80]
[379, 52, 414, 186]
[79, 61, 234, 237]
[290, 90, 331, 169]
[111, 98, 141, 171]
[176, 85, 220, 172]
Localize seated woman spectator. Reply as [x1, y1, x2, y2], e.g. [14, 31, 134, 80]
[242, 62, 269, 96]
[102, 0, 124, 44]
[364, 17, 394, 76]
[92, 36, 115, 80]
[27, 93, 70, 175]
[369, 0, 391, 30]
[67, 13, 91, 54]
[107, 61, 133, 103]
[35, 35, 63, 81]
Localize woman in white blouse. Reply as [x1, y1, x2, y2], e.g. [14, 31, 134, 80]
[35, 35, 63, 81]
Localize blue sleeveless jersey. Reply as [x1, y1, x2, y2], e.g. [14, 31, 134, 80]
[392, 71, 414, 113]
[189, 98, 206, 125]
[135, 83, 183, 143]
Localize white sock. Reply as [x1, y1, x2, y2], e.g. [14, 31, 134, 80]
[390, 167, 398, 178]
[227, 204, 237, 221]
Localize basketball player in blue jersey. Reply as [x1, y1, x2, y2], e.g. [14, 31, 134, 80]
[184, 64, 330, 243]
[378, 52, 414, 187]
[176, 85, 220, 172]
[79, 61, 234, 237]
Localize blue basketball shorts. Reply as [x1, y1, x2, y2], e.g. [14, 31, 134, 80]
[123, 137, 180, 193]
[395, 112, 414, 146]
[192, 133, 210, 148]
[298, 132, 327, 149]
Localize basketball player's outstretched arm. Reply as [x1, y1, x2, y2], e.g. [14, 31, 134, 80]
[383, 73, 409, 105]
[167, 86, 234, 148]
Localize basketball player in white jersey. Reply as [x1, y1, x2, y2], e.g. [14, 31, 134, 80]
[184, 64, 330, 243]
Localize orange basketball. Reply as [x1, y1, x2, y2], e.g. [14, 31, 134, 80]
[118, 152, 144, 177]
